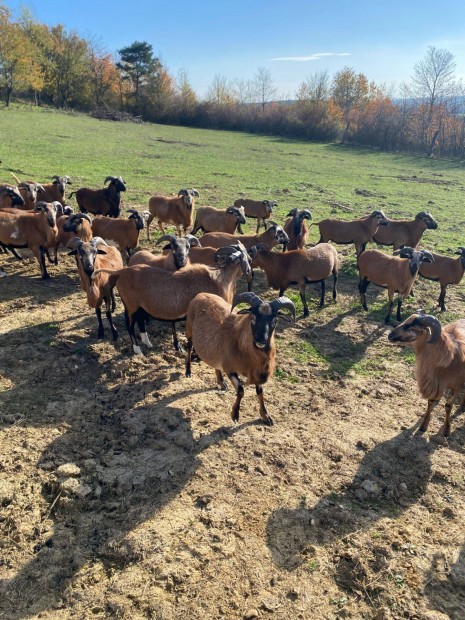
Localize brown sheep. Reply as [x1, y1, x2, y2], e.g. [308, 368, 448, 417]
[91, 209, 148, 261]
[200, 223, 289, 252]
[419, 247, 465, 312]
[373, 211, 438, 250]
[147, 188, 199, 240]
[389, 312, 465, 440]
[317, 210, 388, 256]
[191, 205, 246, 235]
[283, 208, 312, 250]
[185, 292, 295, 425]
[234, 198, 277, 233]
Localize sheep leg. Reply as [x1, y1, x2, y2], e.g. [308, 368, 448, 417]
[171, 322, 184, 353]
[228, 372, 244, 424]
[146, 214, 154, 241]
[332, 270, 338, 300]
[358, 277, 369, 310]
[247, 269, 254, 292]
[256, 385, 273, 426]
[6, 245, 23, 260]
[255, 220, 260, 234]
[135, 309, 152, 348]
[110, 289, 116, 312]
[216, 370, 227, 391]
[125, 308, 143, 355]
[158, 220, 167, 235]
[185, 339, 193, 377]
[396, 295, 403, 321]
[263, 219, 268, 231]
[442, 387, 461, 437]
[45, 249, 54, 265]
[300, 283, 309, 316]
[318, 280, 326, 308]
[438, 286, 447, 312]
[384, 291, 395, 324]
[33, 246, 50, 280]
[95, 307, 105, 339]
[419, 399, 437, 433]
[104, 296, 118, 340]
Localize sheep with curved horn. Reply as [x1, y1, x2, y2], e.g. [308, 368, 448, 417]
[388, 311, 465, 440]
[185, 290, 295, 425]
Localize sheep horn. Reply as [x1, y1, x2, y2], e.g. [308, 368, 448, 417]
[104, 176, 115, 184]
[191, 189, 200, 197]
[412, 314, 442, 343]
[18, 182, 30, 189]
[270, 296, 296, 323]
[216, 245, 242, 256]
[300, 210, 312, 220]
[157, 234, 177, 246]
[34, 201, 47, 211]
[126, 209, 137, 214]
[66, 237, 83, 250]
[36, 184, 45, 192]
[421, 250, 434, 263]
[91, 237, 108, 247]
[415, 211, 429, 219]
[394, 246, 414, 258]
[79, 213, 92, 223]
[178, 189, 188, 196]
[286, 208, 298, 217]
[184, 234, 201, 247]
[267, 221, 278, 227]
[51, 175, 61, 182]
[231, 292, 263, 311]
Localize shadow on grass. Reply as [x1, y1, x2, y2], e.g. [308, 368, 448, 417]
[425, 540, 465, 620]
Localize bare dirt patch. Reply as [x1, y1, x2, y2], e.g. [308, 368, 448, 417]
[0, 248, 464, 620]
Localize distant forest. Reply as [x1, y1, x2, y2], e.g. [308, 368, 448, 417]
[1, 2, 465, 158]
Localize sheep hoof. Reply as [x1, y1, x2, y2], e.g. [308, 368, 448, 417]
[112, 331, 119, 341]
[133, 345, 144, 356]
[264, 416, 274, 426]
[98, 330, 105, 339]
[186, 370, 191, 378]
[430, 433, 448, 447]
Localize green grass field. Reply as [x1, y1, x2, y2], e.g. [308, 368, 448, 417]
[2, 104, 464, 256]
[1, 105, 465, 620]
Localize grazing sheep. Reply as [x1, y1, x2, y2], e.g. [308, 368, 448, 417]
[283, 208, 312, 250]
[419, 247, 465, 312]
[358, 247, 434, 324]
[373, 211, 438, 251]
[317, 210, 388, 256]
[0, 202, 58, 278]
[249, 242, 338, 315]
[234, 198, 277, 233]
[191, 205, 246, 235]
[186, 292, 295, 425]
[388, 312, 465, 439]
[38, 175, 72, 206]
[147, 188, 199, 240]
[129, 234, 200, 271]
[93, 244, 251, 354]
[92, 209, 148, 261]
[69, 176, 126, 218]
[67, 237, 123, 340]
[200, 223, 289, 252]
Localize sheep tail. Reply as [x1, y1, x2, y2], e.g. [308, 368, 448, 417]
[92, 268, 121, 281]
[10, 172, 21, 184]
[68, 191, 76, 199]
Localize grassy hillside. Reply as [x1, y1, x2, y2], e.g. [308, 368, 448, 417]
[1, 106, 464, 620]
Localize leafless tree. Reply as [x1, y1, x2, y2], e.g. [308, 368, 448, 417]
[253, 67, 278, 112]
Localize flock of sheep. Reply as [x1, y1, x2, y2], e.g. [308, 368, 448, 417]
[1, 174, 465, 441]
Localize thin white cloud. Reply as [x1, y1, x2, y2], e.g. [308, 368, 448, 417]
[271, 52, 351, 62]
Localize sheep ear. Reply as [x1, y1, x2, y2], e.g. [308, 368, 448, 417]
[68, 249, 78, 256]
[96, 248, 108, 255]
[237, 308, 252, 315]
[277, 311, 293, 323]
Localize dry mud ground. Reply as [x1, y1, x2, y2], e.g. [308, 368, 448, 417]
[0, 247, 464, 620]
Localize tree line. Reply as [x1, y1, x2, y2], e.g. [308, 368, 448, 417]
[1, 3, 464, 158]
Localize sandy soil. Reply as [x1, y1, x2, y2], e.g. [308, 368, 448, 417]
[0, 246, 464, 620]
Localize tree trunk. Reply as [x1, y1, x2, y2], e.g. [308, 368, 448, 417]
[5, 87, 12, 108]
[427, 129, 440, 157]
[341, 121, 350, 144]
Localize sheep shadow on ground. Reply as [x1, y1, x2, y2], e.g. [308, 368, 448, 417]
[0, 318, 258, 619]
[425, 541, 465, 620]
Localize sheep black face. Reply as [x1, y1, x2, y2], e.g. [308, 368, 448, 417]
[63, 213, 91, 233]
[215, 244, 252, 276]
[416, 211, 438, 230]
[226, 206, 247, 226]
[67, 237, 108, 277]
[158, 234, 200, 269]
[34, 202, 57, 227]
[232, 293, 296, 351]
[127, 209, 144, 231]
[394, 247, 434, 276]
[388, 313, 441, 345]
[3, 186, 25, 207]
[291, 209, 312, 236]
[371, 210, 389, 226]
[104, 176, 126, 193]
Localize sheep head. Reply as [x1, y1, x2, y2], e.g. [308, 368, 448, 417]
[388, 312, 442, 345]
[370, 210, 388, 226]
[157, 233, 199, 269]
[0, 185, 25, 207]
[214, 243, 251, 276]
[232, 292, 296, 350]
[416, 211, 438, 230]
[67, 237, 109, 276]
[394, 247, 434, 275]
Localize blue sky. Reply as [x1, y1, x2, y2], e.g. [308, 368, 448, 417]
[6, 0, 465, 97]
